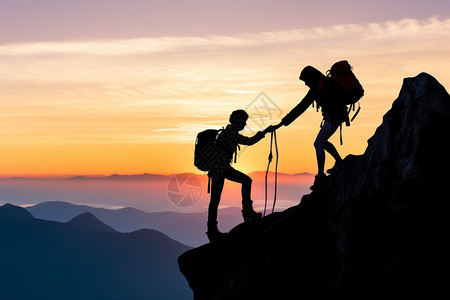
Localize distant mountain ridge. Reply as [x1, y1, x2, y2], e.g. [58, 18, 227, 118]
[68, 172, 168, 180]
[66, 212, 117, 233]
[27, 201, 244, 246]
[0, 203, 192, 299]
[1, 171, 313, 181]
[0, 203, 34, 220]
[68, 171, 312, 181]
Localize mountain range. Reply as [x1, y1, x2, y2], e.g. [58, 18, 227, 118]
[0, 203, 192, 299]
[67, 171, 313, 181]
[0, 171, 314, 214]
[26, 201, 243, 247]
[0, 171, 312, 181]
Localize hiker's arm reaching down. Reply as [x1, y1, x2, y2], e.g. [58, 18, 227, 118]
[281, 90, 315, 126]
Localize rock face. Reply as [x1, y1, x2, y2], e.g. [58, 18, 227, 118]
[178, 73, 450, 299]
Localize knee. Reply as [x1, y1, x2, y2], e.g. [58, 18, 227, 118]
[243, 175, 252, 186]
[314, 138, 324, 150]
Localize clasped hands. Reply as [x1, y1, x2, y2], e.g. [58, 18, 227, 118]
[262, 122, 283, 135]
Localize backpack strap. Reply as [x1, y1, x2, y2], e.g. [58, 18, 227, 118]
[350, 102, 361, 122]
[345, 109, 351, 127]
[234, 145, 241, 164]
[346, 101, 362, 125]
[319, 119, 325, 128]
[207, 176, 211, 194]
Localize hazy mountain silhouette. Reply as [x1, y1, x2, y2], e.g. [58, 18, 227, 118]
[68, 173, 167, 181]
[0, 203, 34, 220]
[179, 73, 450, 299]
[0, 204, 192, 299]
[1, 170, 313, 221]
[27, 201, 243, 246]
[65, 171, 311, 181]
[66, 212, 117, 233]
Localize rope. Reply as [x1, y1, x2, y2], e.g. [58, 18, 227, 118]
[263, 133, 272, 216]
[264, 130, 279, 216]
[272, 130, 279, 214]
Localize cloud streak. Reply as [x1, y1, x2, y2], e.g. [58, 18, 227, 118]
[1, 17, 450, 175]
[0, 17, 448, 57]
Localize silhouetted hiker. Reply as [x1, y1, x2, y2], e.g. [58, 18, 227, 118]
[204, 109, 273, 242]
[272, 63, 363, 190]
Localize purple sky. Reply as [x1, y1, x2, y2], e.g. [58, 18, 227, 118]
[1, 0, 449, 43]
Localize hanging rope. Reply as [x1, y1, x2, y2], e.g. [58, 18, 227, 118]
[264, 130, 279, 216]
[263, 133, 273, 216]
[272, 130, 279, 214]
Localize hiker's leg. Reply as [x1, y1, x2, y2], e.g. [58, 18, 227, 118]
[206, 175, 227, 241]
[314, 121, 340, 175]
[208, 176, 225, 225]
[324, 141, 342, 162]
[224, 167, 252, 204]
[225, 167, 262, 221]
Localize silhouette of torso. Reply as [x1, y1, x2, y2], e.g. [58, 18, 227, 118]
[216, 125, 264, 163]
[282, 77, 349, 126]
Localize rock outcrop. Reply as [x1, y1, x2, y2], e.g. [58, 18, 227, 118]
[178, 73, 450, 299]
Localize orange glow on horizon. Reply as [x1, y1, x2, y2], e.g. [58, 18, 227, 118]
[1, 18, 449, 177]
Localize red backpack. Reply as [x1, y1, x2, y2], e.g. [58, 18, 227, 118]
[315, 61, 364, 145]
[327, 60, 364, 122]
[327, 61, 364, 104]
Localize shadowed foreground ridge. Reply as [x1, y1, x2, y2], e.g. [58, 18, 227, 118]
[178, 73, 450, 299]
[0, 204, 192, 299]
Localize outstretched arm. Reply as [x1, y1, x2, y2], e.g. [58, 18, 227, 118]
[237, 131, 265, 146]
[281, 90, 315, 126]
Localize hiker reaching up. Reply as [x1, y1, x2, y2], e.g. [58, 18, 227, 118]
[272, 63, 363, 190]
[206, 109, 273, 242]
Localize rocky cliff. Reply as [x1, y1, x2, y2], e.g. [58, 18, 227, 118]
[178, 73, 450, 299]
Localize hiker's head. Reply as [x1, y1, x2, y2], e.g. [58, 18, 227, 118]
[229, 109, 248, 130]
[299, 66, 325, 89]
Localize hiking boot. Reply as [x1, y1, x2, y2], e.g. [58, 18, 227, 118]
[206, 230, 225, 242]
[206, 221, 225, 242]
[241, 200, 262, 222]
[242, 209, 262, 222]
[326, 159, 342, 175]
[310, 173, 327, 190]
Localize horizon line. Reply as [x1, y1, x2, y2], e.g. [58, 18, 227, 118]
[0, 171, 315, 180]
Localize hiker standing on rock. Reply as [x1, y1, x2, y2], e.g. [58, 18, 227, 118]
[271, 62, 363, 190]
[199, 109, 273, 242]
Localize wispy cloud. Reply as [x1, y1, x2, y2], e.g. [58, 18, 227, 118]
[0, 17, 449, 57]
[1, 17, 449, 150]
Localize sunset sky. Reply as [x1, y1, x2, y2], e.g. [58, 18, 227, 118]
[1, 0, 450, 177]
